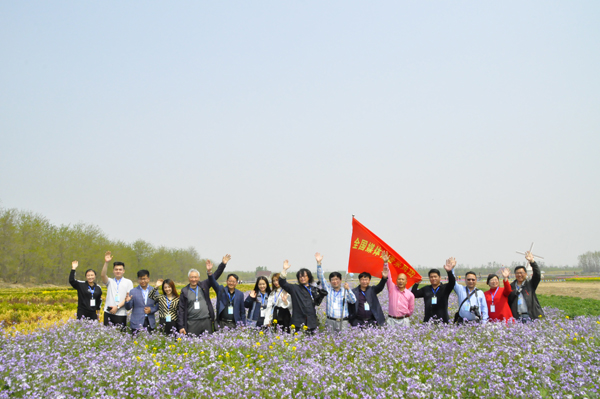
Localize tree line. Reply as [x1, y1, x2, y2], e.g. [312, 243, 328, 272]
[579, 251, 600, 273]
[0, 206, 208, 284]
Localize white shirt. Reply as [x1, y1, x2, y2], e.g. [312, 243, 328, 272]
[104, 277, 134, 316]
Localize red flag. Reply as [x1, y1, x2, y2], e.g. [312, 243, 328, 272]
[347, 217, 421, 288]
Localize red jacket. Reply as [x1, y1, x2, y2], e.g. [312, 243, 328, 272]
[485, 279, 513, 322]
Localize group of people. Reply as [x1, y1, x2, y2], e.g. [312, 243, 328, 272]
[68, 250, 543, 335]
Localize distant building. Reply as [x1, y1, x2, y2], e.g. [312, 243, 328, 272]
[255, 270, 272, 279]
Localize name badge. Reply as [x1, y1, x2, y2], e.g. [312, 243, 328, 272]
[194, 301, 200, 310]
[228, 306, 234, 315]
[490, 305, 496, 312]
[518, 299, 522, 305]
[260, 307, 266, 318]
[364, 303, 370, 312]
[431, 296, 437, 305]
[114, 294, 120, 302]
[90, 299, 96, 307]
[165, 315, 171, 323]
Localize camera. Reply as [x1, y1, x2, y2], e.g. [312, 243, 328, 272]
[469, 305, 481, 319]
[311, 281, 328, 306]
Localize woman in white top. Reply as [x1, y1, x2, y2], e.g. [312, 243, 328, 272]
[264, 273, 292, 332]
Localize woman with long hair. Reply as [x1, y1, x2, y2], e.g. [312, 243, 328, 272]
[149, 278, 180, 334]
[245, 276, 271, 327]
[264, 273, 292, 332]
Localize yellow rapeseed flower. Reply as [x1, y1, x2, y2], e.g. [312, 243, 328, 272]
[134, 341, 138, 345]
[259, 331, 264, 336]
[269, 346, 273, 349]
[303, 325, 308, 330]
[566, 316, 570, 319]
[291, 324, 295, 329]
[273, 319, 278, 324]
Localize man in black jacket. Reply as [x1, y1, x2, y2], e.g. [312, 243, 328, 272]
[508, 251, 543, 322]
[411, 258, 456, 323]
[348, 267, 388, 327]
[177, 254, 230, 335]
[278, 259, 319, 333]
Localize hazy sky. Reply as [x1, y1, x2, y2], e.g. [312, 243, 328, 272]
[1, 2, 599, 272]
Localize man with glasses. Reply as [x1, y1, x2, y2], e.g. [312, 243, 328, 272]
[453, 261, 489, 324]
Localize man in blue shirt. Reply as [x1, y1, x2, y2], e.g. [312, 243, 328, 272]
[315, 252, 357, 332]
[452, 258, 488, 324]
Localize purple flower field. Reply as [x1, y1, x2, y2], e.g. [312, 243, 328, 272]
[1, 291, 599, 398]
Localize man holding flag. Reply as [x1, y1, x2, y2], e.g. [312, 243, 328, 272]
[348, 267, 388, 327]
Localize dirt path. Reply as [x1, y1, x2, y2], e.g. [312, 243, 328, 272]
[536, 282, 600, 300]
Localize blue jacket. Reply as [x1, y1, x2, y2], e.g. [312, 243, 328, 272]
[210, 274, 247, 325]
[125, 285, 159, 330]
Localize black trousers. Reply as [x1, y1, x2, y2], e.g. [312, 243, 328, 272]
[132, 317, 153, 335]
[272, 307, 291, 332]
[103, 312, 127, 329]
[77, 309, 98, 320]
[159, 319, 177, 335]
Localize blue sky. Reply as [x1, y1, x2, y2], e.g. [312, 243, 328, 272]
[1, 1, 599, 271]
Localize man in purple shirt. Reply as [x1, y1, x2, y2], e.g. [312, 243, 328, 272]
[382, 251, 415, 326]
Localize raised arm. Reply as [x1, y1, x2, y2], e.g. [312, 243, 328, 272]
[526, 252, 541, 290]
[315, 252, 331, 291]
[374, 264, 388, 294]
[149, 279, 162, 301]
[501, 268, 512, 297]
[69, 261, 79, 289]
[206, 260, 221, 294]
[444, 265, 457, 299]
[212, 254, 231, 281]
[278, 260, 293, 292]
[411, 280, 424, 298]
[382, 251, 394, 291]
[244, 291, 256, 309]
[100, 251, 112, 285]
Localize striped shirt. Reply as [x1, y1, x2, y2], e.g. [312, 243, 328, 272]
[317, 264, 357, 319]
[149, 287, 179, 321]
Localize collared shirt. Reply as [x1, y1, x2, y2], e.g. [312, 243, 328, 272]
[104, 276, 134, 316]
[454, 282, 489, 323]
[386, 276, 415, 318]
[515, 283, 529, 314]
[317, 265, 357, 319]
